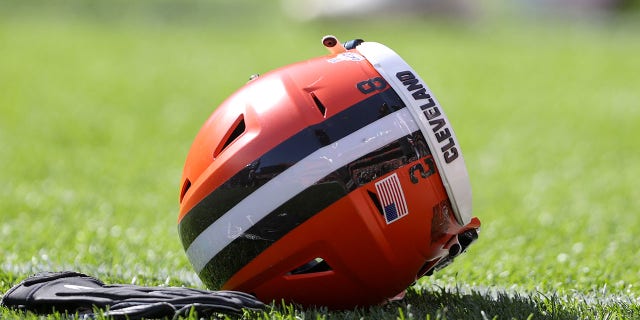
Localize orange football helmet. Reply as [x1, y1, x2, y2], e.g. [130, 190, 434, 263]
[178, 36, 480, 309]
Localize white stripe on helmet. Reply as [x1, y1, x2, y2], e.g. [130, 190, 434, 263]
[187, 108, 419, 273]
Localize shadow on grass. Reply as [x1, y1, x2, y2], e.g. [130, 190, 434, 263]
[390, 286, 577, 320]
[266, 286, 582, 320]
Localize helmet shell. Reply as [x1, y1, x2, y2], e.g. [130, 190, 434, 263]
[178, 41, 480, 308]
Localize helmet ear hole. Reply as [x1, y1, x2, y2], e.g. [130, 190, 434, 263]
[288, 258, 332, 275]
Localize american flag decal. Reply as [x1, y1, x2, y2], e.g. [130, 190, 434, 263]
[375, 173, 409, 224]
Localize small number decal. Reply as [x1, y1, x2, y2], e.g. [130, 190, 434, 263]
[357, 77, 387, 94]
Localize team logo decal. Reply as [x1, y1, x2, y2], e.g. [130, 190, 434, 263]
[374, 173, 409, 224]
[327, 52, 365, 63]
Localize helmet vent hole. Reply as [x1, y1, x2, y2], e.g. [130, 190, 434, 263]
[179, 179, 191, 203]
[288, 257, 332, 275]
[214, 115, 246, 158]
[367, 190, 384, 217]
[310, 93, 327, 117]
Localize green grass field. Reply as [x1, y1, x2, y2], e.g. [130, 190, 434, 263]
[1, 1, 639, 319]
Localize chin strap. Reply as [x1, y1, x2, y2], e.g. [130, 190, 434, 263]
[1, 271, 266, 319]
